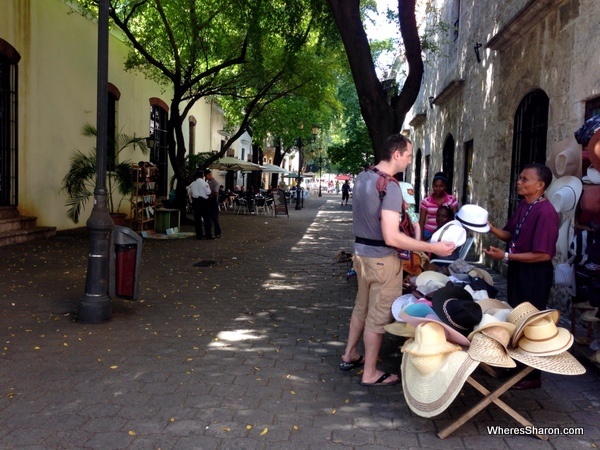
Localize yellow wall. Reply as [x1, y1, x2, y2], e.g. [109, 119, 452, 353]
[1, 0, 214, 229]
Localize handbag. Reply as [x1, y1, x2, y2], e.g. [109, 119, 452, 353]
[397, 203, 416, 260]
[399, 203, 416, 239]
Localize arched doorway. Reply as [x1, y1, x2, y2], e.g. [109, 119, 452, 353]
[442, 134, 456, 194]
[509, 89, 549, 215]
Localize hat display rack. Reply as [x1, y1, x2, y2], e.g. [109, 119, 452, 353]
[385, 283, 586, 440]
[552, 116, 600, 367]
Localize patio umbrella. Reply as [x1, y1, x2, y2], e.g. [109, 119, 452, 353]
[209, 156, 262, 171]
[335, 174, 351, 181]
[260, 163, 288, 174]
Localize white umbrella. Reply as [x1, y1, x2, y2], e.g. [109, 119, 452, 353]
[260, 163, 288, 174]
[209, 156, 262, 171]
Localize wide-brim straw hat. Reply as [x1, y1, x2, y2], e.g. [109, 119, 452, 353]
[467, 267, 494, 286]
[506, 302, 560, 347]
[384, 321, 416, 338]
[467, 313, 515, 341]
[399, 308, 472, 347]
[430, 220, 467, 246]
[455, 204, 491, 233]
[549, 137, 582, 178]
[401, 349, 479, 418]
[401, 322, 462, 356]
[475, 298, 512, 314]
[415, 270, 450, 288]
[507, 348, 586, 375]
[468, 332, 516, 368]
[517, 316, 574, 356]
[546, 176, 583, 218]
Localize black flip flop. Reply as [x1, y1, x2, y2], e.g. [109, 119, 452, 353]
[338, 355, 364, 371]
[358, 372, 400, 387]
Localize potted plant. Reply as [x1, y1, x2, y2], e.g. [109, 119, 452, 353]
[61, 123, 150, 224]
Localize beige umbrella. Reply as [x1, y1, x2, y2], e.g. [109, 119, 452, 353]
[260, 163, 288, 173]
[209, 156, 262, 171]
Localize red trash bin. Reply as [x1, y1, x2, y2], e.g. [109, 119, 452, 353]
[115, 244, 137, 299]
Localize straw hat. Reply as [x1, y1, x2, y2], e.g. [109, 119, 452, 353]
[384, 321, 416, 338]
[399, 303, 472, 347]
[455, 204, 491, 233]
[431, 220, 467, 246]
[507, 348, 586, 375]
[401, 348, 479, 418]
[546, 176, 583, 218]
[431, 286, 483, 338]
[468, 332, 516, 368]
[415, 270, 450, 287]
[506, 302, 560, 348]
[481, 326, 512, 350]
[402, 322, 462, 356]
[549, 137, 582, 178]
[467, 313, 515, 341]
[475, 298, 512, 314]
[467, 267, 494, 286]
[517, 316, 574, 356]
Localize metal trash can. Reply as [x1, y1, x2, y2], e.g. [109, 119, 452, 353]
[109, 226, 143, 300]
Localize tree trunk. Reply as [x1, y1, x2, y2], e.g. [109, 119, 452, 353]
[327, 0, 423, 162]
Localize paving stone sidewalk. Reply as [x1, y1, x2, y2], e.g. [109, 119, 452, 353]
[0, 195, 598, 449]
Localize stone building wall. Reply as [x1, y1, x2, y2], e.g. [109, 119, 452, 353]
[407, 0, 599, 276]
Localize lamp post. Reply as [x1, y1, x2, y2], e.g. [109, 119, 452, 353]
[318, 148, 323, 197]
[295, 126, 319, 210]
[77, 0, 112, 324]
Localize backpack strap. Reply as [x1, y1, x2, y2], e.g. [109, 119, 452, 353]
[370, 166, 399, 201]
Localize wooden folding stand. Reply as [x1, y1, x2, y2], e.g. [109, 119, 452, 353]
[438, 365, 548, 441]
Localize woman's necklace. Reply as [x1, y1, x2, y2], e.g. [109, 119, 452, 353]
[509, 195, 544, 253]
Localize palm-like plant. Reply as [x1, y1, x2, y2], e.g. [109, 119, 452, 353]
[61, 123, 149, 224]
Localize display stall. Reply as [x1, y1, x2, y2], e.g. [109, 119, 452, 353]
[386, 283, 586, 440]
[551, 116, 600, 367]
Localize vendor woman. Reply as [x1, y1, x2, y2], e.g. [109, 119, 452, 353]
[483, 163, 559, 390]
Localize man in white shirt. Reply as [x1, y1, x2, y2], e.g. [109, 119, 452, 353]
[188, 170, 210, 239]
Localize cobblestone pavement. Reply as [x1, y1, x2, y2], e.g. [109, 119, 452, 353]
[0, 195, 598, 449]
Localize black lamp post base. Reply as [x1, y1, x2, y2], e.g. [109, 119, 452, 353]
[77, 295, 112, 324]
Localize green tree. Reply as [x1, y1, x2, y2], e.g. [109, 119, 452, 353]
[76, 0, 341, 205]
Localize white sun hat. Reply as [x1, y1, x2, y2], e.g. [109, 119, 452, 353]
[546, 176, 583, 218]
[455, 205, 491, 233]
[430, 220, 467, 247]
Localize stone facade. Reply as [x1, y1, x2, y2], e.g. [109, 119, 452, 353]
[406, 0, 599, 264]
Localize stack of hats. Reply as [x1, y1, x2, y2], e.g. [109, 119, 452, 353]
[395, 292, 586, 418]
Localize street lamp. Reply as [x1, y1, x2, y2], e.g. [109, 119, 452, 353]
[78, 0, 112, 324]
[295, 126, 319, 210]
[317, 148, 323, 197]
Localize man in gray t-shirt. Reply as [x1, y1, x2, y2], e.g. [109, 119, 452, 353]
[352, 170, 402, 259]
[339, 135, 455, 387]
